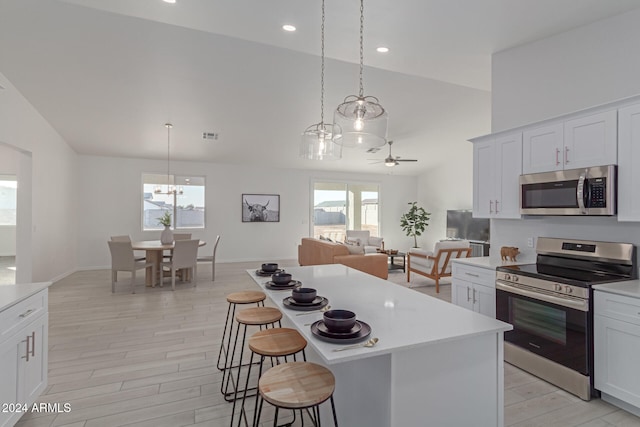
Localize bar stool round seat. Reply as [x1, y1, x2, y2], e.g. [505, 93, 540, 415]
[235, 306, 282, 326]
[255, 361, 339, 426]
[217, 290, 266, 372]
[226, 290, 266, 305]
[249, 327, 307, 357]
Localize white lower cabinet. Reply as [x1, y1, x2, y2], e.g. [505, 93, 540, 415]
[452, 263, 496, 318]
[594, 290, 640, 414]
[0, 289, 48, 427]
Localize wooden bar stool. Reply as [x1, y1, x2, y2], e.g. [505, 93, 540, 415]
[217, 291, 266, 371]
[232, 328, 308, 427]
[222, 306, 283, 401]
[254, 361, 339, 427]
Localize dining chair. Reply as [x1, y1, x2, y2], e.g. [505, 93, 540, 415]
[107, 241, 155, 294]
[161, 239, 199, 291]
[173, 233, 192, 240]
[110, 235, 146, 261]
[197, 235, 220, 281]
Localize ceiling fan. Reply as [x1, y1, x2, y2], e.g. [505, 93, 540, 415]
[369, 140, 418, 167]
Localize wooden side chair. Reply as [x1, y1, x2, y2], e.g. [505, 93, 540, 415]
[407, 240, 472, 293]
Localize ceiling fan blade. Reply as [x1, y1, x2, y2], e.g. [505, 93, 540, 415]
[396, 159, 418, 162]
[368, 159, 385, 164]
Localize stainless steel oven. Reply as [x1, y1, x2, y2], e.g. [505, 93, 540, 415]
[496, 237, 636, 401]
[520, 164, 616, 216]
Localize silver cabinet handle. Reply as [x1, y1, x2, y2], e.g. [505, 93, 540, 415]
[489, 200, 493, 214]
[466, 286, 471, 302]
[555, 148, 560, 166]
[465, 272, 480, 278]
[19, 309, 35, 318]
[472, 289, 477, 304]
[565, 146, 569, 164]
[495, 200, 500, 213]
[30, 331, 35, 358]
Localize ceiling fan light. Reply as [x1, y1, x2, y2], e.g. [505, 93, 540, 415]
[385, 158, 396, 167]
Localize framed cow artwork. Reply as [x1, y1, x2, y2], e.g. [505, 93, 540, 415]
[242, 194, 280, 222]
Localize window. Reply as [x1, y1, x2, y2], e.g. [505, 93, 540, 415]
[312, 181, 379, 241]
[142, 174, 205, 230]
[0, 176, 17, 226]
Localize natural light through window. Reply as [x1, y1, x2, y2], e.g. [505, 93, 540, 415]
[0, 177, 17, 226]
[142, 174, 205, 230]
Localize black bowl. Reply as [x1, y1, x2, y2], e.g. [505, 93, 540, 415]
[323, 309, 356, 332]
[261, 263, 279, 273]
[271, 272, 292, 285]
[291, 287, 317, 303]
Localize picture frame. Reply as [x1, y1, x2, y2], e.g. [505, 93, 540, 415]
[242, 194, 280, 222]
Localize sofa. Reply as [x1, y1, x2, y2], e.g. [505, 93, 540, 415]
[345, 230, 384, 254]
[298, 238, 388, 280]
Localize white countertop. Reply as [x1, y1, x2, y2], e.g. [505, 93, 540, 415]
[451, 256, 526, 270]
[0, 282, 51, 312]
[247, 264, 512, 364]
[593, 280, 640, 299]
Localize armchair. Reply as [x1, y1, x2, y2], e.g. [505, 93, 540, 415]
[407, 240, 472, 293]
[345, 230, 384, 254]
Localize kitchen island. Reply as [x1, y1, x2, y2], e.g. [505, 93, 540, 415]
[248, 264, 512, 426]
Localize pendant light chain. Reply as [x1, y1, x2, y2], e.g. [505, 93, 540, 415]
[320, 0, 325, 126]
[359, 0, 364, 98]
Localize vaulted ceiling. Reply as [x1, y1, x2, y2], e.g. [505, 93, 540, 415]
[2, 0, 639, 175]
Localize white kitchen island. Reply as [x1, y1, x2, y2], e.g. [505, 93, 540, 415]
[247, 264, 512, 427]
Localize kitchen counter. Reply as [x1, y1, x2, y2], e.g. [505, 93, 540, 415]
[451, 256, 525, 269]
[593, 280, 640, 298]
[0, 282, 51, 312]
[247, 264, 512, 426]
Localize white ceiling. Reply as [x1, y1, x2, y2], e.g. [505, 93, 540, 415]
[2, 0, 640, 176]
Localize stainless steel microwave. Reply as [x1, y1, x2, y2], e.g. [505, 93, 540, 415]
[519, 165, 616, 216]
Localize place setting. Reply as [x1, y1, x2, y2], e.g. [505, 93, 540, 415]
[255, 262, 285, 277]
[282, 287, 329, 311]
[309, 309, 374, 347]
[264, 271, 303, 290]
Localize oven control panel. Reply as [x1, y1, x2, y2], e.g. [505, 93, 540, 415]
[495, 271, 589, 299]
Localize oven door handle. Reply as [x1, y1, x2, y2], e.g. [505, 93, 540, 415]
[496, 280, 588, 312]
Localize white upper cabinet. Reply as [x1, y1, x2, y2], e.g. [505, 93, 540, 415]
[473, 132, 522, 219]
[522, 110, 617, 174]
[522, 123, 564, 173]
[617, 103, 640, 221]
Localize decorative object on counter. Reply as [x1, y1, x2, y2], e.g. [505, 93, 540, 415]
[158, 211, 173, 244]
[262, 263, 278, 272]
[400, 201, 430, 248]
[242, 194, 280, 222]
[323, 309, 356, 332]
[291, 287, 317, 303]
[271, 272, 292, 285]
[500, 246, 520, 261]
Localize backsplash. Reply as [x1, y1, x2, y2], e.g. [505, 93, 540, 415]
[491, 216, 640, 269]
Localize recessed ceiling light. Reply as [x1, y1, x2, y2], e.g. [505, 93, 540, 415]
[163, 0, 176, 3]
[282, 24, 296, 32]
[376, 47, 389, 53]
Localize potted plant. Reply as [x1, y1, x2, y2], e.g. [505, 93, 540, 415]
[158, 211, 173, 244]
[400, 202, 430, 248]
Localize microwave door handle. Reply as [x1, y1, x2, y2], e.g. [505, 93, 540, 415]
[577, 171, 587, 214]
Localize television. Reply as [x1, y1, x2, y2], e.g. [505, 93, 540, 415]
[446, 210, 490, 242]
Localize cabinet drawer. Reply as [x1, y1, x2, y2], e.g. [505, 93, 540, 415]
[595, 291, 640, 326]
[452, 263, 495, 286]
[0, 290, 47, 339]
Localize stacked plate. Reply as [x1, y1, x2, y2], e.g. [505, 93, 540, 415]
[265, 280, 302, 290]
[283, 295, 329, 311]
[311, 309, 371, 344]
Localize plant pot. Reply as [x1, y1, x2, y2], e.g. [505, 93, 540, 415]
[160, 225, 173, 244]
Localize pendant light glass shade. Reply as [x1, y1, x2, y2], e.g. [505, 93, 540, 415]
[299, 0, 342, 160]
[301, 122, 342, 160]
[333, 0, 388, 150]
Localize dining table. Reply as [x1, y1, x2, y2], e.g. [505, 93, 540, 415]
[247, 264, 512, 427]
[132, 239, 206, 286]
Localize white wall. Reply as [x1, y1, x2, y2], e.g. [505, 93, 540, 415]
[77, 155, 418, 269]
[0, 149, 18, 256]
[490, 8, 640, 262]
[0, 73, 78, 282]
[492, 8, 640, 132]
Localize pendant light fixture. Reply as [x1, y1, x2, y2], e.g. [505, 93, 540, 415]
[333, 0, 388, 149]
[300, 0, 342, 160]
[154, 123, 183, 195]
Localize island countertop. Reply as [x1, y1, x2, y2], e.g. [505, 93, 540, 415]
[0, 282, 51, 312]
[247, 264, 512, 364]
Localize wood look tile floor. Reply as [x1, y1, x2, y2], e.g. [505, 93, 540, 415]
[12, 262, 640, 427]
